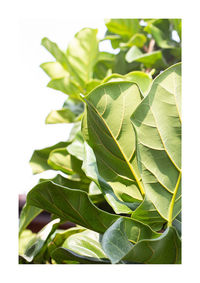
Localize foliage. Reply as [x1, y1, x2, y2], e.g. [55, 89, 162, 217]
[19, 18, 181, 264]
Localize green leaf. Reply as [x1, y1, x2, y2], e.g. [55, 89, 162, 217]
[101, 217, 160, 264]
[40, 174, 90, 193]
[144, 19, 176, 49]
[47, 76, 80, 99]
[131, 196, 165, 231]
[105, 19, 141, 39]
[48, 227, 86, 255]
[66, 131, 85, 161]
[40, 61, 68, 79]
[19, 204, 42, 236]
[82, 81, 145, 205]
[19, 229, 36, 256]
[26, 180, 119, 233]
[122, 227, 181, 264]
[101, 218, 181, 264]
[51, 247, 110, 264]
[47, 147, 82, 175]
[62, 229, 107, 259]
[125, 46, 167, 69]
[66, 28, 99, 88]
[45, 108, 76, 124]
[82, 142, 137, 214]
[131, 63, 181, 224]
[21, 218, 60, 262]
[103, 71, 152, 96]
[41, 37, 69, 70]
[29, 141, 70, 174]
[171, 19, 181, 40]
[120, 33, 147, 48]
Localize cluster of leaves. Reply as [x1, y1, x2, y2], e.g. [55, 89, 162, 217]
[19, 19, 181, 264]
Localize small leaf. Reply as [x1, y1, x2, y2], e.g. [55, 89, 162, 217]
[29, 141, 70, 174]
[45, 108, 76, 124]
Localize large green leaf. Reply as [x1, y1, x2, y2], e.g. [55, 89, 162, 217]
[82, 81, 145, 205]
[131, 63, 181, 225]
[82, 142, 138, 214]
[26, 180, 119, 233]
[29, 141, 70, 174]
[66, 28, 99, 89]
[122, 227, 181, 264]
[19, 204, 42, 236]
[101, 218, 181, 264]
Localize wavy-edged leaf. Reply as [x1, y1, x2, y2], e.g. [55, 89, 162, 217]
[131, 63, 181, 224]
[101, 217, 160, 264]
[19, 204, 42, 236]
[122, 227, 181, 264]
[26, 180, 119, 233]
[39, 174, 90, 193]
[51, 247, 110, 264]
[66, 28, 99, 88]
[82, 81, 145, 205]
[47, 147, 83, 176]
[29, 141, 70, 174]
[102, 218, 181, 264]
[131, 196, 166, 231]
[19, 229, 36, 257]
[125, 46, 167, 69]
[48, 227, 86, 255]
[62, 229, 107, 259]
[103, 71, 152, 96]
[82, 141, 138, 214]
[120, 33, 147, 48]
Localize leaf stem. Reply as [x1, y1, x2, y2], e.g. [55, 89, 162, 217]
[168, 172, 181, 227]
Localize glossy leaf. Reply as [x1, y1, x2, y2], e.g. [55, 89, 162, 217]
[29, 141, 70, 174]
[102, 217, 181, 264]
[26, 180, 119, 233]
[62, 229, 107, 259]
[126, 46, 167, 69]
[19, 204, 42, 236]
[82, 81, 145, 204]
[48, 227, 86, 255]
[131, 63, 181, 224]
[19, 229, 36, 256]
[131, 196, 165, 231]
[122, 227, 181, 264]
[102, 217, 159, 263]
[82, 142, 137, 214]
[51, 247, 110, 264]
[120, 33, 147, 48]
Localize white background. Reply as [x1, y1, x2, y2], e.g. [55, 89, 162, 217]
[1, 0, 200, 282]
